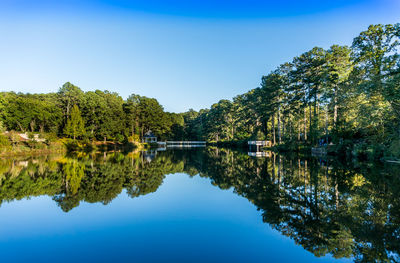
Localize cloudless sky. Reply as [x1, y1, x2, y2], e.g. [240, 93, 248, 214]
[0, 0, 399, 112]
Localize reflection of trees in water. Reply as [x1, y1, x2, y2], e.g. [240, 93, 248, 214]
[191, 148, 400, 263]
[0, 152, 185, 212]
[0, 149, 399, 262]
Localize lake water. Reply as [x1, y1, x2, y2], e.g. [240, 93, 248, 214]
[0, 148, 399, 262]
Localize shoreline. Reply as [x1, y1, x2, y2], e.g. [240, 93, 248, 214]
[0, 147, 66, 157]
[0, 140, 149, 157]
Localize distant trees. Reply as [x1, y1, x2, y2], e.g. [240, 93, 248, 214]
[58, 82, 84, 118]
[1, 93, 62, 133]
[0, 82, 187, 142]
[124, 94, 183, 141]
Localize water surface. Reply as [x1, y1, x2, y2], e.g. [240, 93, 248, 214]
[0, 148, 398, 262]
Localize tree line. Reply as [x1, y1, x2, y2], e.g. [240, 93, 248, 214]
[184, 23, 400, 157]
[0, 82, 185, 142]
[1, 23, 399, 154]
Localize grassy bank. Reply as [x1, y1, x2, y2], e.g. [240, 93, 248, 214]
[0, 139, 66, 157]
[0, 132, 150, 156]
[64, 139, 148, 153]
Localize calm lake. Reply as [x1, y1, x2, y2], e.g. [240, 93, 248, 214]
[0, 148, 399, 262]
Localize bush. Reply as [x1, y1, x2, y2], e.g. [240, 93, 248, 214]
[0, 120, 5, 133]
[128, 134, 140, 143]
[43, 133, 58, 145]
[64, 138, 95, 153]
[0, 134, 11, 148]
[115, 134, 125, 143]
[7, 131, 20, 146]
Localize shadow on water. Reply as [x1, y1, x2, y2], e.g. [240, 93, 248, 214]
[0, 148, 399, 262]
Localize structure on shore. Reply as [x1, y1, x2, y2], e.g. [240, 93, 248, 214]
[142, 130, 157, 143]
[248, 141, 271, 151]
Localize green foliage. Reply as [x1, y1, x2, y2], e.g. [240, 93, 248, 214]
[128, 134, 140, 143]
[58, 82, 84, 120]
[388, 139, 400, 158]
[0, 134, 11, 148]
[64, 105, 85, 140]
[115, 134, 125, 143]
[2, 93, 62, 133]
[0, 120, 5, 133]
[7, 131, 20, 146]
[0, 83, 190, 145]
[43, 133, 58, 145]
[182, 23, 400, 158]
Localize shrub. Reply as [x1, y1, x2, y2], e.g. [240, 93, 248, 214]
[115, 134, 125, 143]
[0, 120, 5, 133]
[7, 131, 20, 146]
[0, 134, 10, 148]
[43, 133, 58, 145]
[128, 134, 140, 143]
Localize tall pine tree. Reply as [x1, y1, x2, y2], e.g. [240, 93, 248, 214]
[64, 104, 85, 140]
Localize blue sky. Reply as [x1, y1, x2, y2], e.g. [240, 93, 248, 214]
[0, 0, 399, 112]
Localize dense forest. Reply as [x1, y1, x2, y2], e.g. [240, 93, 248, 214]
[0, 82, 185, 142]
[184, 23, 400, 158]
[1, 23, 399, 158]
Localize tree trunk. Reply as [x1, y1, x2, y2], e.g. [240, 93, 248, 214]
[263, 119, 268, 139]
[278, 109, 281, 144]
[272, 114, 276, 146]
[66, 100, 70, 118]
[333, 85, 338, 129]
[298, 120, 301, 141]
[325, 106, 329, 143]
[316, 92, 320, 132]
[30, 120, 35, 132]
[309, 102, 313, 144]
[304, 108, 307, 141]
[283, 118, 286, 142]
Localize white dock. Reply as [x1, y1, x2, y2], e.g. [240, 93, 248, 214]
[248, 141, 271, 151]
[165, 141, 206, 148]
[248, 151, 272, 158]
[248, 141, 271, 147]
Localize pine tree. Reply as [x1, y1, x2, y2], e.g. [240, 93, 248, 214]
[64, 104, 85, 140]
